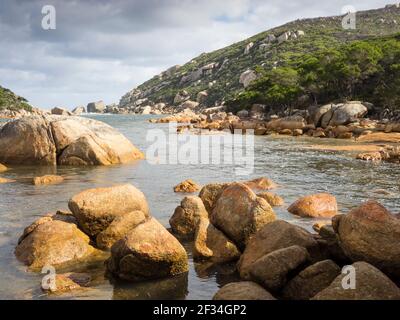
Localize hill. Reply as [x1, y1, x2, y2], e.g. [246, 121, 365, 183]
[119, 4, 400, 114]
[0, 86, 32, 112]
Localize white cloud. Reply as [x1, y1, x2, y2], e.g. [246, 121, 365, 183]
[0, 0, 391, 109]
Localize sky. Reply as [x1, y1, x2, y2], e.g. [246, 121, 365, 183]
[0, 0, 393, 110]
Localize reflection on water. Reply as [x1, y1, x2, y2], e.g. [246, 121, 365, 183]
[0, 114, 399, 299]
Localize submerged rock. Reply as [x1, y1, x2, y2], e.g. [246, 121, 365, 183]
[0, 116, 144, 166]
[210, 183, 276, 248]
[68, 184, 150, 237]
[333, 200, 400, 278]
[257, 192, 284, 206]
[42, 272, 91, 294]
[15, 218, 97, 270]
[32, 175, 64, 185]
[288, 193, 338, 218]
[312, 262, 400, 300]
[193, 217, 241, 263]
[249, 245, 309, 291]
[213, 282, 276, 300]
[169, 196, 208, 238]
[173, 179, 201, 193]
[198, 182, 231, 214]
[238, 220, 320, 279]
[106, 218, 189, 281]
[243, 177, 277, 190]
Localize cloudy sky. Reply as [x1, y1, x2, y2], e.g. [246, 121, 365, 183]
[0, 0, 391, 109]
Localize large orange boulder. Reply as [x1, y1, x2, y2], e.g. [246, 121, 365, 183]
[333, 200, 400, 278]
[193, 217, 240, 263]
[238, 220, 320, 279]
[169, 196, 208, 238]
[68, 184, 149, 237]
[312, 262, 400, 300]
[210, 183, 276, 248]
[106, 218, 188, 281]
[288, 193, 338, 218]
[15, 218, 97, 270]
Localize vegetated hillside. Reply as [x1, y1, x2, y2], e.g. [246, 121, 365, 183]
[119, 4, 400, 113]
[0, 86, 32, 111]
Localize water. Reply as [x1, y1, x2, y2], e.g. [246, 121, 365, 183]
[0, 114, 399, 300]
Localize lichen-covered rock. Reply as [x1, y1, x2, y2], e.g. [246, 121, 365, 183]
[282, 260, 341, 300]
[15, 219, 97, 270]
[106, 218, 189, 281]
[249, 245, 309, 291]
[32, 175, 64, 185]
[288, 193, 338, 218]
[193, 218, 240, 263]
[312, 262, 400, 300]
[68, 184, 149, 237]
[210, 183, 276, 248]
[243, 177, 277, 190]
[96, 211, 147, 250]
[198, 182, 231, 214]
[213, 282, 276, 300]
[333, 200, 400, 278]
[169, 196, 208, 238]
[238, 220, 320, 279]
[173, 179, 201, 193]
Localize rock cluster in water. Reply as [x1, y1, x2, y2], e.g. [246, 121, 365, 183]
[168, 178, 400, 300]
[14, 174, 400, 299]
[0, 115, 144, 166]
[15, 183, 189, 294]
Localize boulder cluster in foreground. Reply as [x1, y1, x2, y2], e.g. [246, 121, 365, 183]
[15, 184, 188, 292]
[0, 115, 144, 166]
[169, 178, 400, 300]
[14, 177, 400, 299]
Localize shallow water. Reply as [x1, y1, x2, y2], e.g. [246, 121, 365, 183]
[0, 114, 399, 300]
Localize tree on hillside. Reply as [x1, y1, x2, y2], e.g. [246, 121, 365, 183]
[373, 39, 400, 112]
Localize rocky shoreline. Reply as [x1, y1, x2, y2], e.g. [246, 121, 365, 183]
[145, 101, 400, 165]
